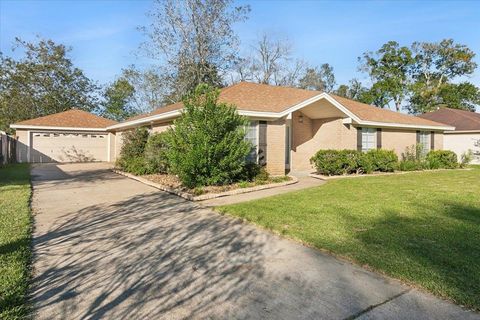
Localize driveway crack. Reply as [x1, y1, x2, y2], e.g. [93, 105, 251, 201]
[343, 288, 412, 320]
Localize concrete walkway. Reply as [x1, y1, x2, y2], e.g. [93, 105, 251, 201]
[200, 173, 325, 206]
[30, 163, 479, 320]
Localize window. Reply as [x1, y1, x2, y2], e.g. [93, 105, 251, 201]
[245, 121, 258, 162]
[361, 128, 376, 152]
[418, 131, 430, 155]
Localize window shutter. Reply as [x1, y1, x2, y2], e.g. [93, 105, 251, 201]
[357, 127, 362, 151]
[258, 121, 267, 166]
[416, 131, 420, 144]
[430, 131, 435, 150]
[376, 128, 382, 149]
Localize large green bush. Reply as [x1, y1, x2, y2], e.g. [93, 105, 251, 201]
[365, 149, 398, 172]
[144, 132, 169, 174]
[310, 150, 363, 175]
[426, 150, 458, 169]
[164, 84, 251, 188]
[116, 127, 150, 174]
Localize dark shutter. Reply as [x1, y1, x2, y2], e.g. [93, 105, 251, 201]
[430, 131, 435, 150]
[376, 128, 382, 149]
[258, 121, 267, 166]
[357, 127, 362, 151]
[416, 131, 420, 144]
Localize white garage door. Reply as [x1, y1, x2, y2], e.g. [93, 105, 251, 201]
[30, 132, 108, 163]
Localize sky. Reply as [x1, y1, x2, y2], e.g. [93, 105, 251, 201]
[1, 0, 480, 107]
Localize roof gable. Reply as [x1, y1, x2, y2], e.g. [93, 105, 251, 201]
[418, 108, 480, 131]
[13, 109, 117, 128]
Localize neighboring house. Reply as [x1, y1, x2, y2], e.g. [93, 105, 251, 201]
[11, 82, 454, 173]
[419, 108, 480, 164]
[10, 110, 117, 163]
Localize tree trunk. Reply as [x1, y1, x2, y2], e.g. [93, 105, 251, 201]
[395, 101, 401, 112]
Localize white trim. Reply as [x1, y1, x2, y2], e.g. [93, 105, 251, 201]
[107, 133, 111, 162]
[354, 120, 454, 131]
[444, 130, 480, 134]
[107, 110, 182, 130]
[104, 92, 455, 131]
[10, 124, 108, 131]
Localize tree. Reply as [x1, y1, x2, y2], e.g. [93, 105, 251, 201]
[434, 82, 479, 112]
[410, 82, 480, 113]
[359, 41, 414, 111]
[334, 79, 372, 103]
[408, 39, 478, 113]
[0, 38, 99, 132]
[139, 0, 250, 103]
[298, 64, 336, 92]
[232, 33, 306, 87]
[165, 84, 251, 188]
[121, 66, 169, 113]
[102, 78, 135, 121]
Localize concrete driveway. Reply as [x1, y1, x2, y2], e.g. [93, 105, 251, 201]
[30, 163, 479, 320]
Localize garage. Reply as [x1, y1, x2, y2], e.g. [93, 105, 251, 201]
[10, 109, 117, 163]
[30, 131, 109, 163]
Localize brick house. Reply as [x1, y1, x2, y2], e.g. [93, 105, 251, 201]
[11, 82, 454, 174]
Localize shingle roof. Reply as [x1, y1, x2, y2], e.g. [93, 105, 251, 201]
[418, 108, 480, 131]
[121, 82, 449, 128]
[329, 94, 446, 127]
[13, 109, 117, 128]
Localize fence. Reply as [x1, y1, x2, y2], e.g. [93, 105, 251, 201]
[0, 133, 16, 165]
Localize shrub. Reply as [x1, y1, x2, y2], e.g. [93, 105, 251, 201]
[310, 149, 363, 176]
[460, 150, 473, 168]
[365, 149, 398, 172]
[116, 127, 150, 174]
[401, 144, 425, 162]
[426, 150, 458, 169]
[119, 156, 151, 175]
[357, 155, 374, 174]
[165, 84, 251, 188]
[254, 167, 270, 181]
[144, 132, 169, 174]
[399, 160, 424, 171]
[398, 144, 426, 172]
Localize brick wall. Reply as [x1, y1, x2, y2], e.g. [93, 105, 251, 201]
[266, 118, 287, 175]
[380, 129, 417, 157]
[291, 112, 357, 171]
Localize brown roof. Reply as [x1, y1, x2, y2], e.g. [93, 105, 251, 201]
[418, 108, 480, 131]
[13, 109, 117, 128]
[329, 94, 447, 127]
[123, 82, 449, 128]
[125, 82, 319, 122]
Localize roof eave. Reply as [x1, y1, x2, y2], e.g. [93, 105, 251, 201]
[350, 120, 455, 131]
[10, 124, 109, 131]
[105, 92, 456, 132]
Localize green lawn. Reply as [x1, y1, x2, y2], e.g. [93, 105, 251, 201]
[0, 164, 32, 319]
[219, 167, 480, 310]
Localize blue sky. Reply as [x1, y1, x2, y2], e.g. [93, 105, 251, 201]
[1, 0, 480, 91]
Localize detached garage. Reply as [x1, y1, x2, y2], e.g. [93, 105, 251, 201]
[10, 109, 117, 163]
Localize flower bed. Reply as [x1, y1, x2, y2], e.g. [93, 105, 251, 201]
[114, 170, 296, 201]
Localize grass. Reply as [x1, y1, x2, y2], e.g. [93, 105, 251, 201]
[0, 164, 32, 319]
[219, 167, 480, 310]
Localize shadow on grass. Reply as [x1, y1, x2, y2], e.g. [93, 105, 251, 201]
[346, 201, 480, 310]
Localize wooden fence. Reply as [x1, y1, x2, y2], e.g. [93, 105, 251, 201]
[0, 133, 16, 165]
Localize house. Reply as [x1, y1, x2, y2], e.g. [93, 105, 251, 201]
[11, 82, 454, 173]
[11, 110, 117, 163]
[418, 108, 480, 164]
